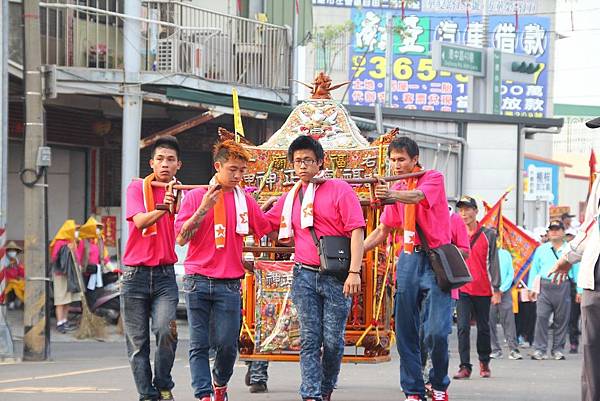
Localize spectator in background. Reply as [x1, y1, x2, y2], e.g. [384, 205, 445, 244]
[561, 212, 576, 230]
[453, 196, 501, 380]
[0, 241, 25, 309]
[489, 248, 522, 360]
[528, 220, 571, 361]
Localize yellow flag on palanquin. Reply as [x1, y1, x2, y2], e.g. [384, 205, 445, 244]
[232, 88, 244, 142]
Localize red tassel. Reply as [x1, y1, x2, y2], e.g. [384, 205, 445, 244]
[466, 2, 470, 36]
[401, 0, 405, 21]
[515, 0, 519, 33]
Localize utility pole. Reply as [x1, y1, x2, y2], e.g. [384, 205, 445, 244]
[290, 0, 299, 106]
[467, 0, 489, 113]
[384, 14, 393, 107]
[120, 1, 143, 252]
[0, 0, 16, 361]
[22, 0, 50, 361]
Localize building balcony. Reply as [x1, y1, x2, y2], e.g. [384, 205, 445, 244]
[9, 0, 292, 102]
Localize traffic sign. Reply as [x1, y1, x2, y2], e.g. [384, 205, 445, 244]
[432, 41, 485, 77]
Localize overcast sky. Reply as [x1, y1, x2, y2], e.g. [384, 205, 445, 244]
[553, 0, 600, 107]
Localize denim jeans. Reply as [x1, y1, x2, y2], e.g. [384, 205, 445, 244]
[120, 265, 179, 401]
[184, 275, 241, 399]
[395, 252, 452, 398]
[291, 265, 351, 400]
[246, 361, 269, 384]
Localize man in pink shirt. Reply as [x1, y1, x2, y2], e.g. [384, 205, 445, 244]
[364, 136, 452, 401]
[264, 136, 365, 401]
[121, 136, 181, 401]
[175, 140, 270, 401]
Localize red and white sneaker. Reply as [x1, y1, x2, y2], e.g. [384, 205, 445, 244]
[213, 384, 228, 401]
[432, 389, 449, 401]
[406, 395, 423, 401]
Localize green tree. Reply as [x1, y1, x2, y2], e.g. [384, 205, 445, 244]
[312, 20, 354, 75]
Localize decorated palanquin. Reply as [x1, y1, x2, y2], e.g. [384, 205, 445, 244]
[236, 74, 404, 364]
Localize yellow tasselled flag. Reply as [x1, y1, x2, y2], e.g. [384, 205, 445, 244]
[232, 88, 244, 142]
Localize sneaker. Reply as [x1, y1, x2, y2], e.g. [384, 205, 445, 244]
[213, 384, 228, 401]
[569, 344, 578, 354]
[508, 349, 523, 360]
[432, 390, 449, 401]
[56, 322, 76, 334]
[159, 389, 174, 400]
[552, 351, 566, 360]
[248, 382, 268, 393]
[531, 350, 547, 360]
[406, 396, 423, 401]
[479, 361, 491, 378]
[64, 320, 78, 330]
[490, 350, 503, 359]
[452, 366, 471, 379]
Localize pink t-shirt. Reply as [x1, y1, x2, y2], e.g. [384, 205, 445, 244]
[174, 188, 271, 279]
[380, 170, 451, 249]
[51, 239, 70, 263]
[450, 212, 470, 255]
[122, 179, 178, 267]
[450, 211, 470, 299]
[76, 240, 109, 266]
[265, 179, 365, 266]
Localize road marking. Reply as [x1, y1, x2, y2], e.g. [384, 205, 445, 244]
[0, 386, 121, 394]
[0, 358, 182, 385]
[0, 365, 130, 384]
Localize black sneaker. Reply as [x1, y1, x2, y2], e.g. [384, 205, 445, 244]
[56, 322, 76, 334]
[248, 382, 268, 393]
[159, 389, 174, 400]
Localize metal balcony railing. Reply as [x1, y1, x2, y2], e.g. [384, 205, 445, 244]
[29, 0, 291, 90]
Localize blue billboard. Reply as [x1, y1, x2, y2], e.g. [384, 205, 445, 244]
[347, 8, 551, 117]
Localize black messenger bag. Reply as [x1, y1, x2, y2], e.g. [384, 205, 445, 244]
[416, 225, 472, 292]
[299, 188, 351, 282]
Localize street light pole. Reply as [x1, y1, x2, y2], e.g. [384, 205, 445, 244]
[120, 1, 143, 252]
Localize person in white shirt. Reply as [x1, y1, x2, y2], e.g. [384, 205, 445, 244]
[550, 116, 600, 401]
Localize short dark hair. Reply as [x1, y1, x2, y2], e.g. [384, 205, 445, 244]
[151, 136, 180, 159]
[387, 136, 419, 159]
[287, 135, 325, 167]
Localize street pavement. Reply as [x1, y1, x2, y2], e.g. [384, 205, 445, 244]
[0, 312, 581, 401]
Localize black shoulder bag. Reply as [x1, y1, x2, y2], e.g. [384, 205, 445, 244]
[416, 224, 472, 292]
[299, 188, 351, 282]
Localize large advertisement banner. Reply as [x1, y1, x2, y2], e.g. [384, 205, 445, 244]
[347, 8, 550, 117]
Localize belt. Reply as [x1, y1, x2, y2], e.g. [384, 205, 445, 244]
[185, 274, 242, 283]
[295, 262, 320, 272]
[414, 245, 424, 253]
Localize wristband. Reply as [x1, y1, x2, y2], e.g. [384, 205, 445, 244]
[348, 271, 361, 275]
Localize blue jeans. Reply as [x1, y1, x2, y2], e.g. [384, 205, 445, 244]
[291, 266, 351, 400]
[184, 275, 241, 399]
[246, 361, 269, 384]
[120, 265, 179, 401]
[395, 252, 452, 398]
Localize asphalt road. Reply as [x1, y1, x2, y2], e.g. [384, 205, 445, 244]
[0, 323, 581, 401]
